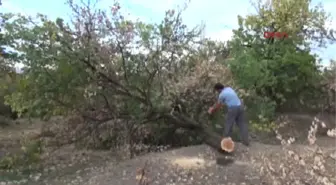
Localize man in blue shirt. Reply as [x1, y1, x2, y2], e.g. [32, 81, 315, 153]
[208, 83, 250, 146]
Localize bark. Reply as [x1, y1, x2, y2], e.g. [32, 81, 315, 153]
[163, 112, 222, 151]
[201, 127, 223, 150]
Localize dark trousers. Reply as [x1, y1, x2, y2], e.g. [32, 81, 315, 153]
[224, 105, 249, 146]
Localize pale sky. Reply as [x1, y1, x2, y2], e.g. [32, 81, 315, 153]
[2, 0, 336, 67]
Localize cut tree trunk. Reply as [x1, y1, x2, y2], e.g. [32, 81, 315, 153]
[201, 127, 223, 150]
[163, 113, 223, 151]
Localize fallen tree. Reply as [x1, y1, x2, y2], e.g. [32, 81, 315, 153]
[2, 1, 232, 151]
[164, 112, 223, 150]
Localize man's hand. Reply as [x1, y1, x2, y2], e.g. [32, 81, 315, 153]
[208, 107, 214, 114]
[208, 102, 223, 115]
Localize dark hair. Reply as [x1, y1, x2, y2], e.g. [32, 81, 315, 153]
[214, 83, 225, 91]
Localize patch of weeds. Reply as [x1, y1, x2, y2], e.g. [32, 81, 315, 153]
[0, 138, 43, 181]
[250, 120, 277, 133]
[250, 115, 277, 133]
[249, 117, 278, 144]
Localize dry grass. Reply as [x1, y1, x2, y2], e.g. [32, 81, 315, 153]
[258, 116, 336, 185]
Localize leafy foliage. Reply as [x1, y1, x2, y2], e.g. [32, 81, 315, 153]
[228, 0, 335, 118]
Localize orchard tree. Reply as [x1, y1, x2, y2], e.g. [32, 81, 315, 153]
[2, 0, 232, 149]
[228, 0, 335, 118]
[0, 1, 22, 120]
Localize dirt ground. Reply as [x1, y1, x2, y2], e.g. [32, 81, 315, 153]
[36, 141, 334, 185]
[0, 114, 335, 185]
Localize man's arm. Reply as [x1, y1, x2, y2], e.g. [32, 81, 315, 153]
[212, 101, 223, 112]
[208, 100, 224, 114]
[208, 92, 226, 114]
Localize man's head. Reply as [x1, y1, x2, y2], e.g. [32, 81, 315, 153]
[213, 83, 225, 93]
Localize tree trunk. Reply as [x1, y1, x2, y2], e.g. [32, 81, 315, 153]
[163, 113, 222, 151]
[200, 127, 223, 150]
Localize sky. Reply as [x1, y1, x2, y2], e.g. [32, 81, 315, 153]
[1, 0, 336, 67]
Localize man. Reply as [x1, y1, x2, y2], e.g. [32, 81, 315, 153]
[208, 83, 249, 146]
